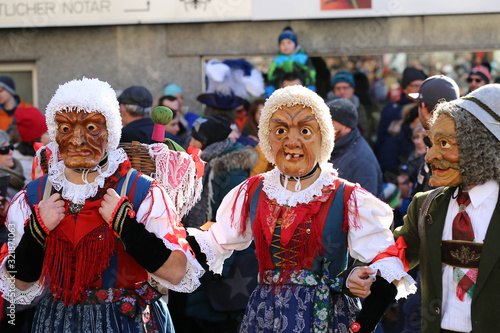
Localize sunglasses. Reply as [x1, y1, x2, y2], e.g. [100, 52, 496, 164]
[467, 78, 483, 84]
[0, 144, 14, 155]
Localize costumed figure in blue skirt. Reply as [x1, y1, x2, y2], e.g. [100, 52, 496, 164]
[189, 85, 416, 333]
[0, 78, 204, 332]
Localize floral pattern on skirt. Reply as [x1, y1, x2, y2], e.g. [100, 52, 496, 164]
[31, 290, 174, 333]
[240, 269, 360, 333]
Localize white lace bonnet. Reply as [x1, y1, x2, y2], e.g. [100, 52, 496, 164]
[45, 77, 122, 152]
[258, 85, 335, 166]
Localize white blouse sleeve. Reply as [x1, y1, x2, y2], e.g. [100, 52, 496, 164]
[0, 190, 46, 304]
[347, 187, 416, 299]
[188, 180, 254, 274]
[138, 182, 204, 293]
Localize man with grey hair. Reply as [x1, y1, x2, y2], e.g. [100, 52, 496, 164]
[394, 83, 500, 332]
[118, 85, 155, 143]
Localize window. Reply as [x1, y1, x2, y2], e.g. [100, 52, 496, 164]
[0, 63, 38, 107]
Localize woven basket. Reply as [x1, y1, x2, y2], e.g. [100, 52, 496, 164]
[117, 141, 156, 176]
[39, 141, 156, 176]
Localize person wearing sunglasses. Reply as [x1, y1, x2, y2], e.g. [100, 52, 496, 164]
[0, 129, 25, 277]
[467, 64, 492, 93]
[0, 130, 25, 201]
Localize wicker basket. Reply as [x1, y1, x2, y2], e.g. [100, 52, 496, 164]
[39, 141, 157, 176]
[117, 141, 156, 176]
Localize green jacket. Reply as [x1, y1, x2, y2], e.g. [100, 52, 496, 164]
[394, 186, 500, 332]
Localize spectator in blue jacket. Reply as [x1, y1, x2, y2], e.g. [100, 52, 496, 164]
[328, 98, 384, 199]
[375, 67, 426, 180]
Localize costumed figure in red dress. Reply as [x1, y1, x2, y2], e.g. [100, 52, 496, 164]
[0, 77, 204, 332]
[188, 85, 416, 333]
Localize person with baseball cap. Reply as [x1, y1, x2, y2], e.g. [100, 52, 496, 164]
[409, 75, 460, 196]
[118, 85, 155, 144]
[409, 75, 460, 131]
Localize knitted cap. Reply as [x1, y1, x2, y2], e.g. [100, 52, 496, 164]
[163, 83, 183, 96]
[468, 65, 492, 84]
[0, 75, 15, 96]
[191, 115, 232, 148]
[401, 67, 427, 89]
[278, 27, 298, 46]
[258, 85, 335, 166]
[331, 71, 355, 89]
[118, 86, 153, 108]
[45, 77, 122, 152]
[408, 75, 460, 107]
[327, 98, 358, 129]
[17, 107, 47, 142]
[450, 83, 500, 142]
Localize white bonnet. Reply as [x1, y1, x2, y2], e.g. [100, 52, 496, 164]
[258, 85, 335, 166]
[45, 77, 121, 152]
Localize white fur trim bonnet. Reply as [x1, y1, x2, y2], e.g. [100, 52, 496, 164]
[258, 85, 335, 166]
[45, 77, 122, 152]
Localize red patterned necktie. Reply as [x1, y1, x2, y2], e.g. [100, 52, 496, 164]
[452, 191, 477, 301]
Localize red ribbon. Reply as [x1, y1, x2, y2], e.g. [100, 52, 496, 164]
[31, 142, 46, 180]
[371, 236, 410, 272]
[164, 225, 194, 259]
[187, 146, 206, 179]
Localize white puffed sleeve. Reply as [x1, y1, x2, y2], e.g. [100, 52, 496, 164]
[0, 190, 45, 304]
[188, 180, 254, 274]
[347, 187, 416, 299]
[138, 182, 204, 293]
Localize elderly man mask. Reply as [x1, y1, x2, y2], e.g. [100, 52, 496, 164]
[394, 83, 500, 333]
[426, 89, 500, 190]
[425, 113, 461, 188]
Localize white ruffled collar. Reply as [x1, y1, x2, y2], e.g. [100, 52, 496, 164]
[262, 163, 338, 207]
[48, 148, 128, 205]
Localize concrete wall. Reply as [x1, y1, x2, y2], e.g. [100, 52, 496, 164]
[1, 13, 500, 112]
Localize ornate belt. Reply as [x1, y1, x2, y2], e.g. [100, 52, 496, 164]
[80, 281, 162, 333]
[441, 240, 482, 269]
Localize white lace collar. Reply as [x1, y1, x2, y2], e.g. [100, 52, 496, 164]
[48, 148, 128, 205]
[262, 163, 338, 207]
